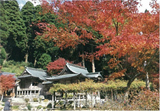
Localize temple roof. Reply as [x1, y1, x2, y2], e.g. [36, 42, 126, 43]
[0, 72, 17, 80]
[18, 67, 49, 80]
[47, 72, 102, 81]
[46, 62, 102, 81]
[17, 63, 102, 83]
[66, 62, 89, 74]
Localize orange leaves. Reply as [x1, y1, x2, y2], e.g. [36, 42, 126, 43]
[109, 69, 126, 79]
[40, 0, 159, 80]
[0, 75, 15, 93]
[108, 58, 121, 69]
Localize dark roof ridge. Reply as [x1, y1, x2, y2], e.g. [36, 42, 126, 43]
[50, 73, 76, 77]
[25, 66, 46, 72]
[1, 71, 16, 74]
[66, 62, 87, 70]
[86, 72, 100, 75]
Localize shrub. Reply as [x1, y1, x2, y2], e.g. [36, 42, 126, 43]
[37, 105, 43, 109]
[25, 98, 29, 103]
[95, 90, 159, 110]
[43, 99, 49, 102]
[33, 98, 38, 102]
[12, 105, 19, 110]
[128, 90, 159, 110]
[27, 103, 32, 110]
[47, 103, 52, 108]
[63, 93, 73, 99]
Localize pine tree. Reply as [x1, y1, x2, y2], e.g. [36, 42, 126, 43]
[2, 0, 27, 61]
[0, 2, 9, 47]
[21, 1, 34, 63]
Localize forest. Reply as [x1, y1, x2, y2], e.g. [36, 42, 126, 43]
[0, 0, 159, 110]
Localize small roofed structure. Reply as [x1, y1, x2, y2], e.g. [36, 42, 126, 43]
[17, 67, 50, 98]
[16, 63, 102, 99]
[44, 62, 102, 84]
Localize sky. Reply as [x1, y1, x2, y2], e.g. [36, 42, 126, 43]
[17, 0, 159, 13]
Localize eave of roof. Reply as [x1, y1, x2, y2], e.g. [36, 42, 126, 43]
[21, 67, 48, 80]
[66, 62, 89, 74]
[47, 72, 102, 81]
[42, 81, 53, 85]
[0, 72, 17, 80]
[47, 73, 80, 80]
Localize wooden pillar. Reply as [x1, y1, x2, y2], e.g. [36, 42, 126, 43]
[52, 93, 54, 109]
[12, 88, 15, 98]
[52, 91, 55, 109]
[78, 94, 80, 107]
[73, 92, 76, 110]
[85, 91, 87, 107]
[65, 92, 67, 108]
[91, 92, 93, 108]
[111, 90, 113, 100]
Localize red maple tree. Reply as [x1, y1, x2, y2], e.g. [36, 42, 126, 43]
[47, 57, 82, 75]
[46, 58, 67, 75]
[0, 74, 15, 101]
[41, 0, 159, 96]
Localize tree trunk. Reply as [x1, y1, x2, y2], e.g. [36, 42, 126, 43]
[34, 59, 37, 67]
[146, 72, 150, 90]
[82, 54, 85, 67]
[92, 58, 95, 73]
[124, 78, 134, 102]
[124, 73, 141, 102]
[82, 47, 85, 67]
[1, 93, 3, 102]
[91, 45, 95, 73]
[25, 52, 28, 63]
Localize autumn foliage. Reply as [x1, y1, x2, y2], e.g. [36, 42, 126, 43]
[41, 0, 159, 88]
[0, 74, 15, 95]
[46, 58, 67, 75]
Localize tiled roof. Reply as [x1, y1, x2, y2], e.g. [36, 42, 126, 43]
[18, 67, 49, 80]
[47, 72, 102, 81]
[42, 81, 53, 85]
[17, 63, 102, 82]
[47, 73, 80, 80]
[46, 62, 102, 81]
[0, 72, 17, 80]
[66, 62, 89, 74]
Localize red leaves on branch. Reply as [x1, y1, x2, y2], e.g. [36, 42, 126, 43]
[41, 0, 159, 79]
[0, 75, 15, 93]
[46, 57, 82, 75]
[46, 58, 67, 74]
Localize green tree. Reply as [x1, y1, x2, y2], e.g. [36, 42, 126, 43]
[0, 47, 7, 65]
[2, 0, 27, 61]
[31, 5, 61, 66]
[21, 1, 35, 63]
[0, 2, 9, 47]
[33, 35, 59, 66]
[36, 53, 51, 69]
